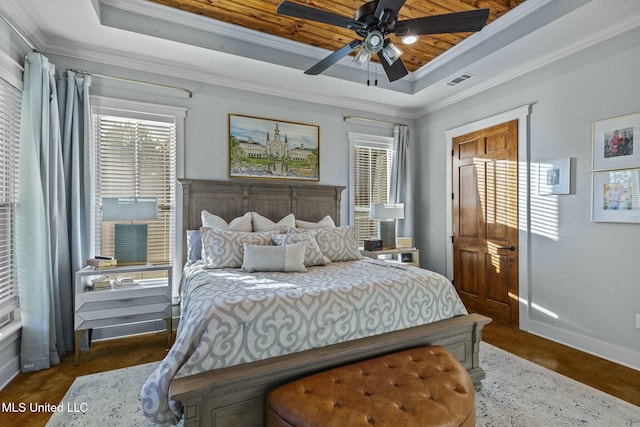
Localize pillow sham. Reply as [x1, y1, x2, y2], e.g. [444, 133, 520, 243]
[241, 241, 307, 273]
[272, 233, 330, 266]
[314, 226, 362, 262]
[294, 215, 336, 229]
[186, 229, 202, 264]
[252, 212, 296, 232]
[200, 228, 276, 268]
[201, 210, 252, 232]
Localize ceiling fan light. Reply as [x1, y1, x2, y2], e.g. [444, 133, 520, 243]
[353, 48, 371, 68]
[381, 41, 403, 65]
[363, 30, 385, 53]
[401, 35, 418, 45]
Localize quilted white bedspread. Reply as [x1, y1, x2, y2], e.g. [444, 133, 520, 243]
[140, 258, 467, 425]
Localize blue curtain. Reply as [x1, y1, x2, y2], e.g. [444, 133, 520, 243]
[17, 53, 92, 372]
[390, 124, 413, 240]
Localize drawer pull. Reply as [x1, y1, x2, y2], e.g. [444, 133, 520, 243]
[118, 298, 134, 302]
[118, 315, 135, 319]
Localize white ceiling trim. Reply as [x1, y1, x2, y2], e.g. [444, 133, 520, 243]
[416, 7, 640, 116]
[42, 34, 416, 118]
[412, 0, 554, 81]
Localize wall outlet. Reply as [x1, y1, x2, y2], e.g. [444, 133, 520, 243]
[637, 314, 640, 329]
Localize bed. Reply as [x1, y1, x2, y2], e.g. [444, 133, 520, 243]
[141, 179, 491, 427]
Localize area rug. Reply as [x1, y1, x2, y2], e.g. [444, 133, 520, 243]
[47, 342, 640, 426]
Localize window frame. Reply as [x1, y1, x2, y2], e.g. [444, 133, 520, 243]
[0, 51, 22, 334]
[90, 96, 185, 300]
[348, 132, 394, 245]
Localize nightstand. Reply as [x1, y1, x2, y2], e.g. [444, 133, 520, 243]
[360, 247, 420, 267]
[74, 263, 172, 364]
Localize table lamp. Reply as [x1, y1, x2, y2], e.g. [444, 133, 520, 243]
[370, 203, 404, 249]
[102, 197, 157, 265]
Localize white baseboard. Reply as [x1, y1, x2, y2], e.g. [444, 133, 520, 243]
[0, 323, 21, 391]
[528, 320, 640, 371]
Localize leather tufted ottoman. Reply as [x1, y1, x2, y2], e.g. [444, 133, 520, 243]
[266, 346, 475, 427]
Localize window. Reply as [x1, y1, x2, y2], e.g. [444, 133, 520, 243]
[92, 97, 184, 297]
[0, 72, 21, 328]
[348, 133, 393, 246]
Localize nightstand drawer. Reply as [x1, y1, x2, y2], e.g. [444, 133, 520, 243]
[76, 293, 169, 313]
[75, 302, 171, 330]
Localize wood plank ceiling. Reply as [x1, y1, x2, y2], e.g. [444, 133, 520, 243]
[149, 0, 526, 72]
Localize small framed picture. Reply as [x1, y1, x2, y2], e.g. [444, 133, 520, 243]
[592, 168, 640, 223]
[538, 158, 570, 195]
[592, 112, 638, 171]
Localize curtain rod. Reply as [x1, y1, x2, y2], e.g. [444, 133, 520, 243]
[0, 9, 39, 51]
[68, 69, 193, 98]
[343, 115, 407, 127]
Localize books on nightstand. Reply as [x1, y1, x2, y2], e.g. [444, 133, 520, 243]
[87, 257, 118, 269]
[88, 275, 112, 290]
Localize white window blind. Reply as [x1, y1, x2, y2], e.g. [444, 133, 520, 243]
[352, 138, 393, 246]
[93, 112, 176, 266]
[0, 75, 21, 325]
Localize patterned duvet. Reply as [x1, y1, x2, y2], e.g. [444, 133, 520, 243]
[140, 258, 467, 425]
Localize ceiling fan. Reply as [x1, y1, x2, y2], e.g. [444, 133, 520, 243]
[277, 0, 490, 82]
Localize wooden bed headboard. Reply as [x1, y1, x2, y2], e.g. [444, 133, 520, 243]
[178, 179, 346, 262]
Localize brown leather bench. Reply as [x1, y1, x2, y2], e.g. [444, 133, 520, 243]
[266, 345, 475, 427]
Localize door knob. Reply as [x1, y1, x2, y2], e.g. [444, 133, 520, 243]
[498, 245, 516, 251]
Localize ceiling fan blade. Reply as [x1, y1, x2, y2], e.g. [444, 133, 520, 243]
[395, 8, 490, 36]
[374, 0, 407, 19]
[305, 40, 363, 76]
[377, 52, 409, 82]
[277, 1, 355, 29]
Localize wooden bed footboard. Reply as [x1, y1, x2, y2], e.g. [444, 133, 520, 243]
[171, 313, 491, 427]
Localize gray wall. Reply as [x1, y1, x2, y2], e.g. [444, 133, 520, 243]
[415, 26, 640, 369]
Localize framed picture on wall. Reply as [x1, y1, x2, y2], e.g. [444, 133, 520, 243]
[592, 112, 639, 171]
[538, 157, 571, 195]
[592, 168, 640, 223]
[228, 114, 320, 181]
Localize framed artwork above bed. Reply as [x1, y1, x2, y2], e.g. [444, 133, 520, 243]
[228, 113, 320, 181]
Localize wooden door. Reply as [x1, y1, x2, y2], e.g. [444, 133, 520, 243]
[452, 120, 519, 325]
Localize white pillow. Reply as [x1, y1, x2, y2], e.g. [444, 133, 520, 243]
[273, 233, 330, 266]
[200, 228, 276, 268]
[241, 242, 307, 273]
[201, 210, 252, 232]
[252, 212, 296, 232]
[295, 215, 336, 229]
[314, 227, 362, 262]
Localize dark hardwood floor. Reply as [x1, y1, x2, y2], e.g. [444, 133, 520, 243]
[0, 322, 638, 426]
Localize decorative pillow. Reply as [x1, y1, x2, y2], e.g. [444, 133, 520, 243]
[295, 215, 336, 229]
[273, 233, 330, 267]
[314, 226, 362, 262]
[241, 242, 307, 273]
[200, 228, 276, 268]
[186, 229, 202, 264]
[252, 212, 296, 232]
[201, 210, 252, 232]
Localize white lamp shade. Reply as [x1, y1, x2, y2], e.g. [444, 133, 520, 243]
[102, 198, 158, 221]
[370, 203, 404, 220]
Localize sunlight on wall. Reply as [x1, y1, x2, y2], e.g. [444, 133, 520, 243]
[511, 293, 559, 320]
[530, 162, 560, 241]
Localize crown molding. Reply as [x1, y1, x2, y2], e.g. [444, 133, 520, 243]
[416, 6, 640, 117]
[42, 34, 416, 118]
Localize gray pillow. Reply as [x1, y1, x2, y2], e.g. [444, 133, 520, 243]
[186, 229, 202, 264]
[201, 228, 276, 268]
[241, 242, 307, 273]
[272, 233, 330, 266]
[314, 226, 362, 262]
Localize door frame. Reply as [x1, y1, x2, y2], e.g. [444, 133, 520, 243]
[444, 105, 531, 331]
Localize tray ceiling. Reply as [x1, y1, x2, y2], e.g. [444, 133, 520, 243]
[148, 0, 525, 73]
